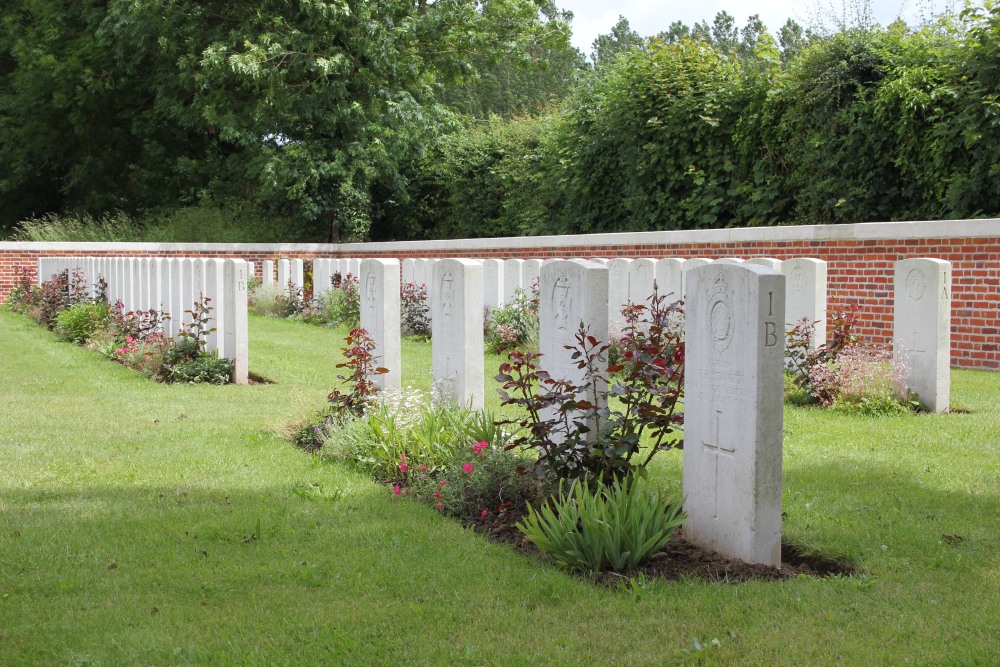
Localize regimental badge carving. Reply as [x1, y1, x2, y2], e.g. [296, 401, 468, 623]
[553, 273, 571, 332]
[906, 268, 927, 302]
[708, 272, 734, 352]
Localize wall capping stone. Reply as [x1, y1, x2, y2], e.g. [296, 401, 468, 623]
[2, 218, 999, 254]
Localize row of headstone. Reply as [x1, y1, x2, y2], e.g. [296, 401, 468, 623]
[354, 256, 950, 567]
[36, 256, 250, 384]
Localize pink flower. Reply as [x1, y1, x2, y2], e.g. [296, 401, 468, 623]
[462, 463, 474, 474]
[399, 452, 408, 474]
[393, 484, 401, 496]
[472, 441, 489, 456]
[480, 509, 488, 519]
[419, 465, 429, 472]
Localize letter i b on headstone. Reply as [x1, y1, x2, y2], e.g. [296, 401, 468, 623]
[683, 264, 785, 567]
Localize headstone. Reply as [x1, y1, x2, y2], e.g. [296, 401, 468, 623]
[608, 258, 632, 324]
[402, 259, 415, 287]
[503, 259, 524, 303]
[482, 259, 504, 309]
[655, 258, 686, 304]
[628, 258, 657, 307]
[204, 259, 225, 352]
[539, 260, 609, 442]
[522, 259, 541, 294]
[263, 260, 275, 286]
[894, 258, 951, 412]
[431, 259, 484, 409]
[714, 257, 745, 265]
[312, 259, 328, 301]
[277, 259, 290, 289]
[222, 259, 249, 384]
[349, 258, 362, 278]
[412, 259, 427, 288]
[746, 258, 782, 270]
[781, 257, 827, 348]
[290, 259, 305, 292]
[156, 259, 171, 331]
[683, 263, 785, 567]
[360, 259, 402, 392]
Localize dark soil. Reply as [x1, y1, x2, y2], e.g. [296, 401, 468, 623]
[463, 505, 857, 584]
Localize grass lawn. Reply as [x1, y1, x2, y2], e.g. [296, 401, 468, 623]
[1, 309, 997, 665]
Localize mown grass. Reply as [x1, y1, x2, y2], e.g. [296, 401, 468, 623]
[1, 309, 997, 665]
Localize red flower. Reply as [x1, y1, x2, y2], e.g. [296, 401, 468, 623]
[393, 485, 401, 496]
[480, 509, 488, 519]
[399, 452, 408, 474]
[462, 463, 474, 474]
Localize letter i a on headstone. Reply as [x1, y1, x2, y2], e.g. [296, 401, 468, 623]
[894, 258, 951, 413]
[683, 263, 785, 567]
[431, 259, 484, 409]
[360, 259, 402, 392]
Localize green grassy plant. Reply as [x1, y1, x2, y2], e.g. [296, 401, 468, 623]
[517, 475, 685, 572]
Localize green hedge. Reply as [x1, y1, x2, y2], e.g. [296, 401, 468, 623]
[389, 9, 1000, 238]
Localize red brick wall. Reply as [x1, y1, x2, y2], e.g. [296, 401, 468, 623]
[2, 232, 997, 370]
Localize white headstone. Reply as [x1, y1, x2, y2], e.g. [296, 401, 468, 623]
[401, 259, 415, 287]
[412, 259, 427, 288]
[608, 258, 632, 323]
[222, 259, 249, 384]
[714, 257, 745, 265]
[290, 259, 305, 292]
[655, 258, 686, 304]
[349, 258, 362, 278]
[482, 259, 504, 310]
[522, 259, 541, 294]
[684, 263, 785, 567]
[503, 259, 524, 303]
[431, 259, 484, 409]
[894, 258, 951, 412]
[359, 259, 402, 392]
[782, 258, 827, 348]
[628, 258, 657, 308]
[277, 259, 290, 289]
[204, 259, 226, 352]
[539, 260, 609, 442]
[263, 260, 275, 286]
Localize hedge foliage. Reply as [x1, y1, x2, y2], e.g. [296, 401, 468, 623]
[388, 8, 1000, 239]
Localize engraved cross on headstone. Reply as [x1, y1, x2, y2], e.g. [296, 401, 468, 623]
[702, 409, 735, 519]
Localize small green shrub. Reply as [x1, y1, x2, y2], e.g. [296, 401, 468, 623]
[317, 274, 360, 328]
[485, 286, 538, 354]
[167, 352, 234, 385]
[55, 301, 110, 343]
[517, 475, 685, 573]
[249, 283, 303, 318]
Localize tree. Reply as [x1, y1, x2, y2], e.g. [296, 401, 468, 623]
[0, 0, 571, 238]
[590, 15, 644, 69]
